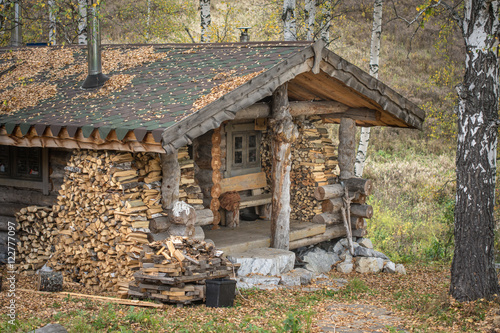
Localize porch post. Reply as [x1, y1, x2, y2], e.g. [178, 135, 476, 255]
[161, 149, 180, 209]
[338, 117, 356, 180]
[270, 83, 298, 250]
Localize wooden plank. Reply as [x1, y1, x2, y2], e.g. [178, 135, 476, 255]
[220, 172, 267, 193]
[17, 288, 165, 309]
[239, 193, 272, 209]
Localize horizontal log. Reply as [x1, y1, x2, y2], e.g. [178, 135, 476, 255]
[352, 228, 368, 238]
[312, 213, 365, 228]
[0, 203, 27, 217]
[0, 216, 17, 231]
[314, 184, 344, 201]
[234, 101, 354, 120]
[350, 204, 373, 219]
[0, 187, 57, 206]
[239, 193, 272, 209]
[289, 224, 346, 250]
[344, 178, 372, 196]
[195, 209, 214, 226]
[321, 198, 343, 213]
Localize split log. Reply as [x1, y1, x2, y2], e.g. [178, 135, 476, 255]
[350, 204, 373, 219]
[338, 117, 356, 180]
[270, 83, 298, 250]
[161, 150, 180, 210]
[37, 271, 63, 292]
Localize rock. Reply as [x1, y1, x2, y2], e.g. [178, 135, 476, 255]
[356, 257, 384, 273]
[332, 241, 345, 255]
[280, 268, 313, 286]
[395, 264, 407, 275]
[337, 262, 354, 274]
[227, 248, 295, 277]
[29, 324, 68, 333]
[237, 275, 281, 290]
[383, 261, 396, 273]
[303, 247, 340, 273]
[340, 252, 353, 263]
[357, 238, 373, 249]
[354, 246, 389, 260]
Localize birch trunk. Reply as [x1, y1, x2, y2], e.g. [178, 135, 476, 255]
[283, 0, 296, 41]
[320, 1, 331, 44]
[78, 0, 87, 45]
[200, 0, 211, 43]
[354, 0, 383, 178]
[48, 0, 56, 45]
[451, 0, 500, 302]
[305, 0, 316, 41]
[270, 83, 298, 250]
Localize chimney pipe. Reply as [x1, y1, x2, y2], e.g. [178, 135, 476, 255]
[82, 0, 109, 89]
[238, 27, 251, 43]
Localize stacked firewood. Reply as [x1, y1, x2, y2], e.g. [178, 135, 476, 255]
[261, 117, 338, 222]
[178, 147, 214, 226]
[15, 206, 58, 271]
[313, 178, 372, 237]
[127, 236, 237, 305]
[46, 150, 165, 289]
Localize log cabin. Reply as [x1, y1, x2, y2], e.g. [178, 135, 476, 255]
[0, 39, 424, 277]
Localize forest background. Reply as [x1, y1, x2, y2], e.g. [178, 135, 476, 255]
[0, 0, 481, 264]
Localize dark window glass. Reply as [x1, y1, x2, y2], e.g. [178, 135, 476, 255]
[249, 149, 256, 163]
[0, 146, 42, 181]
[249, 135, 256, 148]
[0, 146, 8, 175]
[234, 136, 243, 149]
[234, 151, 243, 164]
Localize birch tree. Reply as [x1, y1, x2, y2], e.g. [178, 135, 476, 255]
[305, 0, 316, 41]
[354, 0, 383, 177]
[283, 0, 296, 41]
[48, 0, 56, 45]
[450, 0, 499, 302]
[320, 0, 331, 43]
[200, 0, 210, 42]
[78, 0, 87, 44]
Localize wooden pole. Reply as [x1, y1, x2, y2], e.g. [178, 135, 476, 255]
[210, 128, 222, 229]
[161, 150, 180, 210]
[338, 118, 356, 180]
[270, 83, 298, 250]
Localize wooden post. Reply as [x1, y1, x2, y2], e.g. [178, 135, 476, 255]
[161, 150, 180, 210]
[338, 118, 356, 180]
[210, 128, 222, 229]
[270, 83, 298, 250]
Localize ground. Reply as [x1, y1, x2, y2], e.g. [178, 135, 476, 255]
[0, 264, 499, 332]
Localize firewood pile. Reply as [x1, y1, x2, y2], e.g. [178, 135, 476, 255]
[43, 150, 165, 289]
[15, 206, 58, 271]
[261, 117, 338, 222]
[127, 236, 238, 305]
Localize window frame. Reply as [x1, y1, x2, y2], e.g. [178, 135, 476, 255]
[0, 146, 50, 195]
[225, 123, 262, 178]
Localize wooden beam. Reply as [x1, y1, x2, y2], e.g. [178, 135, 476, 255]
[270, 83, 298, 250]
[161, 150, 180, 210]
[338, 118, 356, 180]
[322, 108, 379, 123]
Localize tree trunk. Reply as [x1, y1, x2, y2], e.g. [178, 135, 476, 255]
[338, 118, 356, 180]
[78, 0, 87, 45]
[210, 127, 222, 229]
[305, 0, 316, 41]
[283, 0, 297, 41]
[320, 1, 331, 44]
[48, 0, 56, 45]
[270, 83, 298, 250]
[451, 0, 500, 302]
[354, 0, 383, 178]
[200, 0, 211, 43]
[161, 151, 180, 210]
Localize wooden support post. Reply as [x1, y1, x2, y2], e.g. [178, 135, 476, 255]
[338, 118, 356, 180]
[270, 83, 298, 250]
[161, 150, 180, 210]
[210, 128, 222, 229]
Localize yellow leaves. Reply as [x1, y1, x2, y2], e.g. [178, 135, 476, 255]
[0, 83, 57, 114]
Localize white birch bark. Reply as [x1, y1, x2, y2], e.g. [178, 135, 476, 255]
[78, 0, 87, 45]
[10, 0, 21, 47]
[283, 0, 296, 41]
[48, 0, 56, 45]
[451, 0, 500, 301]
[200, 0, 211, 43]
[305, 0, 316, 41]
[354, 0, 383, 178]
[146, 0, 151, 42]
[320, 1, 331, 44]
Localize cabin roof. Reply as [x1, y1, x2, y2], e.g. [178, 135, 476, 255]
[0, 41, 424, 153]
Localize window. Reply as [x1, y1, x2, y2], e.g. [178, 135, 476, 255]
[225, 123, 262, 177]
[0, 145, 49, 194]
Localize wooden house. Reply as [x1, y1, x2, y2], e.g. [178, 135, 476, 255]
[0, 41, 424, 272]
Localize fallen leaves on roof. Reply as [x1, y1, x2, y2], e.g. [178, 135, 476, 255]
[191, 69, 265, 112]
[0, 82, 57, 114]
[82, 74, 136, 99]
[103, 46, 167, 73]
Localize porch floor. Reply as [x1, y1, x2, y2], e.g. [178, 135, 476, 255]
[204, 220, 326, 255]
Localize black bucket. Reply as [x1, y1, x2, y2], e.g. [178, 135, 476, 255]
[205, 278, 237, 307]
